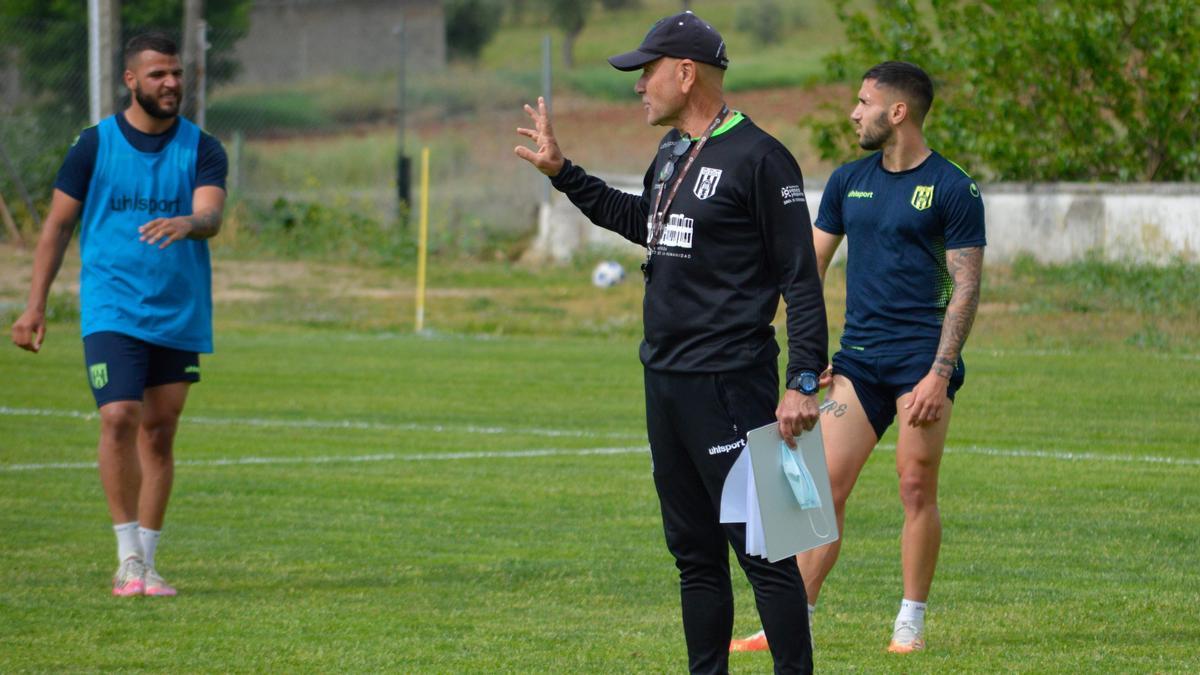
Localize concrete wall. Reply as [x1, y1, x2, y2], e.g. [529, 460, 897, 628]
[531, 178, 1200, 265]
[233, 0, 444, 84]
[984, 183, 1199, 264]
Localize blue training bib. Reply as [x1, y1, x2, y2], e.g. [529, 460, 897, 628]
[79, 115, 213, 353]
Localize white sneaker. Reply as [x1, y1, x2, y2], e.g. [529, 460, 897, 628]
[887, 620, 926, 653]
[112, 556, 147, 596]
[143, 566, 177, 597]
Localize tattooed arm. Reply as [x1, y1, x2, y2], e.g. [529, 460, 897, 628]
[138, 185, 226, 248]
[932, 246, 984, 377]
[905, 246, 984, 426]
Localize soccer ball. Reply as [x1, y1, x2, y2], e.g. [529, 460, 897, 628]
[591, 260, 626, 288]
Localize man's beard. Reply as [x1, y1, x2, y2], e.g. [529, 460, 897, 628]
[134, 83, 179, 120]
[858, 110, 891, 150]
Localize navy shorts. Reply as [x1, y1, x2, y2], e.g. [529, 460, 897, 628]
[831, 349, 965, 440]
[82, 331, 200, 408]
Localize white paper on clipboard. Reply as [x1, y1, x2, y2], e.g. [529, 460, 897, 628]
[720, 420, 839, 562]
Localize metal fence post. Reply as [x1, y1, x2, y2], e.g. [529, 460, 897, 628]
[88, 0, 119, 124]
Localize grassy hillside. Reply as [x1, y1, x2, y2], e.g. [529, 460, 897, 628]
[484, 0, 847, 98]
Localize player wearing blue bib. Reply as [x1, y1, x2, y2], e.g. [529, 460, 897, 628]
[734, 61, 985, 655]
[11, 33, 227, 598]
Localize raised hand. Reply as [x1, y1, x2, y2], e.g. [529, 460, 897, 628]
[514, 96, 565, 177]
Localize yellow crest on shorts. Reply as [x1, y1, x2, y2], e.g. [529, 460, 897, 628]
[910, 185, 935, 211]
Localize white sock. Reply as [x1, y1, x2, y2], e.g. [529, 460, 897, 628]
[896, 598, 927, 628]
[139, 527, 162, 568]
[808, 603, 816, 620]
[114, 521, 142, 562]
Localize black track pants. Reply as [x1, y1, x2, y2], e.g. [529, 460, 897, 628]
[645, 363, 813, 675]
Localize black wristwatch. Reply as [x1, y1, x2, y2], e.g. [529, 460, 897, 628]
[788, 370, 819, 396]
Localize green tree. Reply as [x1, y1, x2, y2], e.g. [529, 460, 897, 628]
[808, 0, 1200, 181]
[123, 0, 250, 88]
[545, 0, 592, 69]
[540, 0, 640, 69]
[0, 0, 250, 231]
[445, 0, 504, 62]
[735, 0, 784, 45]
[0, 0, 251, 115]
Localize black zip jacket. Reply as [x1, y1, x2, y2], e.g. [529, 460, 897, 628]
[550, 116, 827, 383]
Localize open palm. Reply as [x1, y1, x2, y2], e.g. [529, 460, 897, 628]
[514, 96, 565, 177]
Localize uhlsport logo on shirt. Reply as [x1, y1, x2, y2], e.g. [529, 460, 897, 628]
[911, 185, 935, 211]
[708, 438, 746, 456]
[693, 167, 722, 200]
[109, 194, 184, 215]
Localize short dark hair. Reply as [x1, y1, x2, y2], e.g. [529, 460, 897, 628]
[124, 31, 179, 67]
[863, 61, 934, 124]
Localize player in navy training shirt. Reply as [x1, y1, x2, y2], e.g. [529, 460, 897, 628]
[802, 61, 985, 654]
[10, 32, 227, 598]
[736, 61, 986, 655]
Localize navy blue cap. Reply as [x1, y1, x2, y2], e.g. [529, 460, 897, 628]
[608, 11, 729, 72]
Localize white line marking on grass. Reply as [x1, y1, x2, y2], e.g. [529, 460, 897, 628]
[0, 406, 646, 441]
[0, 446, 650, 472]
[3, 443, 1198, 473]
[876, 443, 1200, 466]
[980, 348, 1200, 361]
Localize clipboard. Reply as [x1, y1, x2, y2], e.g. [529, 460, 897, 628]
[719, 420, 839, 562]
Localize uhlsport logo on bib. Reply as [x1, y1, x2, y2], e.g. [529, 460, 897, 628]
[89, 363, 108, 389]
[693, 167, 722, 200]
[109, 194, 184, 215]
[911, 185, 935, 211]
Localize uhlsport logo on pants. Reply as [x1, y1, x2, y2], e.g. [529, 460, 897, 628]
[708, 438, 745, 456]
[90, 363, 108, 389]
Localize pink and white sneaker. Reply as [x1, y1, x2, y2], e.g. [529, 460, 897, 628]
[112, 556, 147, 596]
[143, 567, 177, 597]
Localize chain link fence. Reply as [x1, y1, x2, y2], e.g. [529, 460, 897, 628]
[0, 16, 90, 240]
[0, 14, 545, 262]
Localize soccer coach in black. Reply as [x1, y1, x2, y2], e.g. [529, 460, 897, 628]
[516, 11, 826, 674]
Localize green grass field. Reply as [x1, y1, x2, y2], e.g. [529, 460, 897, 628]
[1, 254, 1198, 672]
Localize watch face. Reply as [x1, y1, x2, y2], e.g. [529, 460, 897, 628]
[799, 372, 818, 394]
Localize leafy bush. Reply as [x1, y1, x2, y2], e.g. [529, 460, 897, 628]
[224, 196, 415, 265]
[734, 0, 806, 46]
[445, 0, 505, 62]
[807, 0, 1200, 181]
[0, 105, 85, 233]
[735, 0, 785, 45]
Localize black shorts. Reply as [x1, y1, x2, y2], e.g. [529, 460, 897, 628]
[82, 331, 200, 408]
[831, 348, 965, 440]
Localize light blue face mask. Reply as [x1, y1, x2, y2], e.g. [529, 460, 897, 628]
[780, 442, 822, 511]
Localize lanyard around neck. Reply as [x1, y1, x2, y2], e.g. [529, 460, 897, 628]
[647, 104, 729, 250]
